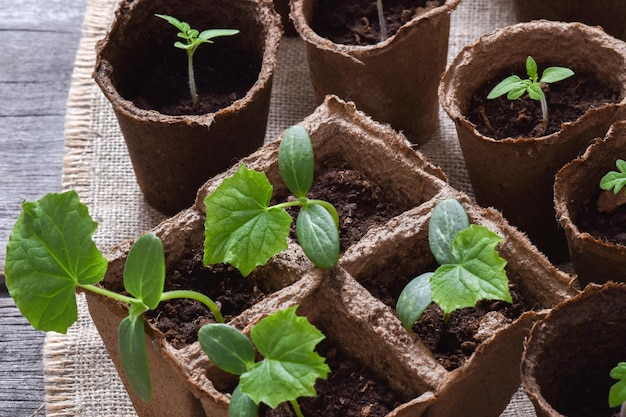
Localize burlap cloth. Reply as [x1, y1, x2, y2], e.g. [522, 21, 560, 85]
[44, 0, 538, 415]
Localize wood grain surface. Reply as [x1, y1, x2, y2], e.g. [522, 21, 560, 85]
[0, 0, 87, 415]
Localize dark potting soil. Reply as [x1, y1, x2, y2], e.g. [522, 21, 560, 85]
[412, 283, 529, 371]
[311, 0, 444, 46]
[576, 191, 626, 246]
[129, 42, 259, 116]
[358, 256, 533, 371]
[261, 339, 403, 417]
[468, 70, 621, 139]
[144, 248, 267, 349]
[280, 162, 410, 252]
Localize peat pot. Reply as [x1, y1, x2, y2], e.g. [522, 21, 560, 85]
[554, 120, 626, 287]
[439, 20, 626, 262]
[290, 0, 461, 145]
[340, 195, 577, 417]
[522, 283, 626, 417]
[94, 0, 281, 215]
[513, 0, 626, 41]
[86, 96, 455, 417]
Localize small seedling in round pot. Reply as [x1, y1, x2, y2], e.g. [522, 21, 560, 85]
[609, 362, 626, 417]
[203, 125, 341, 276]
[487, 55, 574, 136]
[155, 14, 239, 107]
[4, 191, 223, 402]
[597, 158, 626, 213]
[396, 198, 511, 329]
[199, 306, 330, 417]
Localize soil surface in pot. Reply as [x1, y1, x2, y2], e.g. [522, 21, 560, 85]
[278, 161, 412, 252]
[261, 339, 404, 417]
[129, 42, 259, 116]
[311, 0, 444, 46]
[468, 71, 621, 139]
[144, 248, 267, 349]
[576, 190, 626, 246]
[359, 259, 536, 370]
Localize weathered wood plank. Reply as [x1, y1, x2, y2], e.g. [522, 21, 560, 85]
[0, 0, 87, 274]
[0, 296, 46, 416]
[0, 0, 88, 415]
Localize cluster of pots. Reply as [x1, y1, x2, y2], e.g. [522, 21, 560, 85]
[89, 0, 626, 416]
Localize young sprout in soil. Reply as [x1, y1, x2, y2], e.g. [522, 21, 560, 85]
[609, 362, 626, 417]
[203, 125, 340, 276]
[199, 306, 330, 417]
[376, 0, 387, 42]
[4, 191, 223, 402]
[396, 199, 511, 329]
[155, 14, 239, 107]
[601, 159, 626, 195]
[487, 55, 574, 136]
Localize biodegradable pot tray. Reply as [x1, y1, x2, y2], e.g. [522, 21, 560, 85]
[340, 195, 578, 417]
[521, 283, 626, 417]
[86, 96, 454, 417]
[439, 20, 626, 262]
[93, 0, 281, 215]
[513, 0, 626, 41]
[554, 121, 626, 287]
[290, 0, 461, 145]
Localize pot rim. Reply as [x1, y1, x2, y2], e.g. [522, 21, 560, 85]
[289, 0, 461, 57]
[93, 0, 282, 125]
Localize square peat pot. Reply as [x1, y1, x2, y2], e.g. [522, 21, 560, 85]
[340, 195, 579, 417]
[86, 95, 460, 416]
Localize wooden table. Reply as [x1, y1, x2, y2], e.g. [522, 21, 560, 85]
[0, 0, 87, 415]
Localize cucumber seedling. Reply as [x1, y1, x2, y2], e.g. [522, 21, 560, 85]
[203, 125, 340, 276]
[199, 306, 330, 417]
[396, 199, 511, 329]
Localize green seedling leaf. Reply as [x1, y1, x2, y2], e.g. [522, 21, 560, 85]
[199, 29, 240, 42]
[204, 164, 293, 276]
[540, 66, 575, 84]
[199, 323, 256, 375]
[526, 55, 538, 80]
[430, 224, 511, 316]
[240, 306, 329, 409]
[278, 125, 315, 198]
[296, 204, 340, 269]
[486, 75, 526, 100]
[154, 14, 186, 32]
[230, 385, 259, 417]
[527, 82, 545, 101]
[609, 362, 626, 408]
[119, 314, 152, 402]
[601, 159, 626, 195]
[396, 272, 434, 330]
[5, 190, 107, 333]
[429, 199, 470, 265]
[124, 233, 165, 310]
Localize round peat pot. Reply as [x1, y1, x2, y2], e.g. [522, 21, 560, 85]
[554, 121, 626, 287]
[439, 21, 626, 262]
[290, 0, 461, 145]
[522, 283, 626, 417]
[94, 0, 281, 215]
